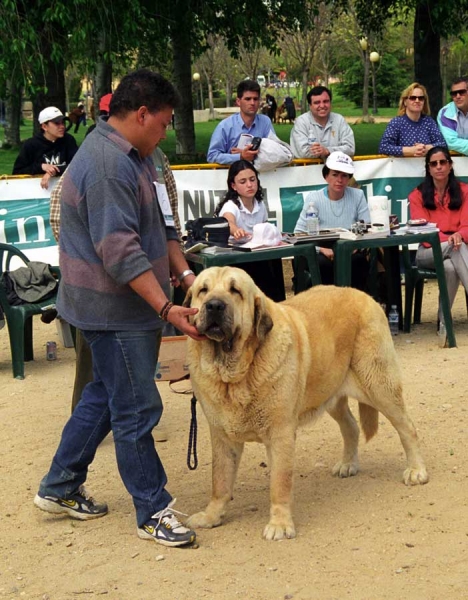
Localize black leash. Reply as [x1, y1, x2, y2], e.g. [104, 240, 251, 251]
[187, 395, 198, 470]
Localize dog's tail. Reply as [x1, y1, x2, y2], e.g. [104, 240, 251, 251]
[359, 403, 379, 442]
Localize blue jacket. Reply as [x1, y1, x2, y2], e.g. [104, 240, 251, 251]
[437, 102, 468, 155]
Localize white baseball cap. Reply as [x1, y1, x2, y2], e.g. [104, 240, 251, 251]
[325, 151, 355, 174]
[38, 106, 64, 124]
[239, 223, 282, 249]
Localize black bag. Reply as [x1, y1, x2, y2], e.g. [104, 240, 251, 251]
[185, 217, 230, 248]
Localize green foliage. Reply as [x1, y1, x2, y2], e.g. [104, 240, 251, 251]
[67, 77, 83, 106]
[337, 53, 411, 108]
[349, 0, 468, 38]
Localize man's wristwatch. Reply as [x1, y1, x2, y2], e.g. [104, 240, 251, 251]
[177, 269, 195, 283]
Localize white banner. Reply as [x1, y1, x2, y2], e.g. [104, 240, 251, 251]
[2, 156, 468, 264]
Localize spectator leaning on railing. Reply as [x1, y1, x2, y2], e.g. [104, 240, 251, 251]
[438, 76, 468, 155]
[290, 85, 355, 160]
[379, 82, 446, 157]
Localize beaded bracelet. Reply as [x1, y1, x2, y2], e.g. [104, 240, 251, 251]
[159, 301, 174, 322]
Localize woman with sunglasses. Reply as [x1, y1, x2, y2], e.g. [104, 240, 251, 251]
[379, 83, 446, 157]
[409, 146, 468, 328]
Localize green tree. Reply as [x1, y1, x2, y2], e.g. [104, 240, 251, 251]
[350, 0, 468, 116]
[144, 0, 311, 158]
[337, 52, 411, 108]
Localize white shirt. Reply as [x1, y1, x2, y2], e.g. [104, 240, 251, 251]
[219, 199, 268, 233]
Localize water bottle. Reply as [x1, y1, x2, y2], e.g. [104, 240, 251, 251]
[388, 305, 399, 336]
[307, 130, 317, 146]
[305, 202, 320, 236]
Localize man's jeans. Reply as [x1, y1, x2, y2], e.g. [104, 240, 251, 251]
[39, 329, 172, 527]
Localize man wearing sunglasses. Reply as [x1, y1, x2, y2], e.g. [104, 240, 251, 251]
[12, 106, 78, 189]
[438, 77, 468, 155]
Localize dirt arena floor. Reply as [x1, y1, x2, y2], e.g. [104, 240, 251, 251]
[1, 278, 468, 600]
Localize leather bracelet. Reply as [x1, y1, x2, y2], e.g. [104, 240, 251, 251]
[177, 269, 194, 283]
[159, 300, 173, 322]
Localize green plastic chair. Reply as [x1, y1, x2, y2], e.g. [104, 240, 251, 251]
[0, 243, 60, 379]
[402, 246, 467, 332]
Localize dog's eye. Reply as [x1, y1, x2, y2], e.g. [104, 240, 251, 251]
[230, 286, 242, 296]
[199, 286, 208, 295]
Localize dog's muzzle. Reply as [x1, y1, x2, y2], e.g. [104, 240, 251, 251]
[198, 297, 232, 342]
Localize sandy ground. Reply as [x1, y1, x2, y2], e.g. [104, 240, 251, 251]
[1, 277, 468, 600]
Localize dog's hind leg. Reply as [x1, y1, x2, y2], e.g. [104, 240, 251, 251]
[326, 395, 360, 478]
[187, 427, 244, 530]
[355, 365, 428, 486]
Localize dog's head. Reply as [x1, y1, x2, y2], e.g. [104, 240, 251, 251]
[184, 266, 273, 352]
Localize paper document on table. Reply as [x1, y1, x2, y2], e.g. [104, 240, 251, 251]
[394, 223, 439, 235]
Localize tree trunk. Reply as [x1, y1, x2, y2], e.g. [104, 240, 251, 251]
[31, 35, 67, 135]
[414, 2, 442, 118]
[301, 69, 309, 113]
[362, 51, 370, 120]
[171, 8, 196, 159]
[95, 31, 113, 116]
[225, 81, 232, 107]
[207, 81, 215, 120]
[3, 78, 22, 148]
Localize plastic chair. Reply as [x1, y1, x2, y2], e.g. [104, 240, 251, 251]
[402, 246, 467, 331]
[0, 243, 60, 379]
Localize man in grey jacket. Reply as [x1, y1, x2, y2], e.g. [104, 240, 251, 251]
[290, 86, 355, 159]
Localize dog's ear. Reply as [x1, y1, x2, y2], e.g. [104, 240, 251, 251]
[254, 295, 273, 343]
[182, 287, 193, 308]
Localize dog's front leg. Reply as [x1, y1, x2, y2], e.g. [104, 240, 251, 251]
[263, 431, 296, 541]
[187, 426, 243, 529]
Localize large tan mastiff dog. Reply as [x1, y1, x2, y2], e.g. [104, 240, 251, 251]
[184, 267, 428, 540]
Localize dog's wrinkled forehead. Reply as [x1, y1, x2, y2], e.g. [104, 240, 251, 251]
[193, 266, 255, 298]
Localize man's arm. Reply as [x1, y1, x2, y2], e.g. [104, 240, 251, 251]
[49, 172, 66, 242]
[207, 122, 239, 164]
[290, 114, 314, 158]
[128, 268, 203, 340]
[12, 141, 38, 175]
[162, 153, 182, 241]
[437, 109, 468, 155]
[328, 117, 355, 157]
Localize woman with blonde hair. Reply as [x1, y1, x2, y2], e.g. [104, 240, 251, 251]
[379, 82, 446, 157]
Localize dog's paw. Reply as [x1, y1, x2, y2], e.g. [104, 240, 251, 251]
[403, 467, 429, 486]
[187, 510, 222, 529]
[332, 460, 359, 478]
[263, 520, 296, 541]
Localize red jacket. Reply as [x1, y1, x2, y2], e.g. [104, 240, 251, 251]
[409, 182, 468, 246]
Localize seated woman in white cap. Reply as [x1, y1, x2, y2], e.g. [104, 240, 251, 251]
[294, 151, 371, 291]
[12, 106, 78, 189]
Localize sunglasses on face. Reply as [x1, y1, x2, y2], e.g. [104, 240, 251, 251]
[429, 159, 450, 167]
[450, 89, 468, 98]
[407, 95, 425, 101]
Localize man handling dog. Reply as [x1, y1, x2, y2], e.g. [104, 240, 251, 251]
[34, 69, 204, 548]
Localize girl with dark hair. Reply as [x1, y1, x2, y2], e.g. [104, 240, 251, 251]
[215, 160, 266, 240]
[214, 159, 285, 301]
[409, 146, 468, 328]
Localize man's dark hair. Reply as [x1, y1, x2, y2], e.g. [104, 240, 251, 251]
[109, 69, 180, 117]
[236, 79, 261, 99]
[451, 76, 468, 87]
[307, 86, 332, 105]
